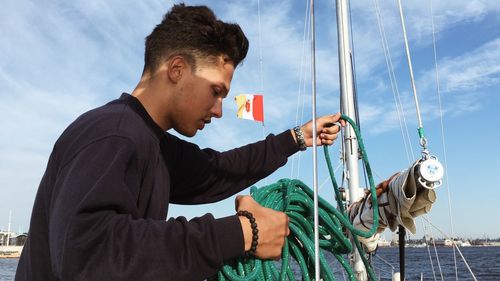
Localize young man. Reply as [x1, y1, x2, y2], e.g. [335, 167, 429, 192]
[16, 4, 343, 281]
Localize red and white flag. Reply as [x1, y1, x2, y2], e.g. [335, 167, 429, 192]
[235, 94, 264, 122]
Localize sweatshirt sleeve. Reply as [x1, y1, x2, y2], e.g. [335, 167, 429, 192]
[167, 130, 299, 204]
[50, 136, 243, 281]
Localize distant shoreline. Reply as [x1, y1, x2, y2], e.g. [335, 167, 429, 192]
[0, 245, 23, 259]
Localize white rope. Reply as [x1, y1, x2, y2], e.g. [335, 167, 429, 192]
[422, 216, 478, 281]
[371, 0, 415, 163]
[396, 0, 426, 142]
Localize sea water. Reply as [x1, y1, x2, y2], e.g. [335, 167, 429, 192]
[1, 246, 499, 280]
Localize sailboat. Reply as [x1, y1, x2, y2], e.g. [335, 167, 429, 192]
[0, 211, 23, 259]
[1, 0, 495, 280]
[338, 0, 444, 277]
[212, 0, 483, 280]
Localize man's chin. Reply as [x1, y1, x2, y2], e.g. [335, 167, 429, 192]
[174, 128, 198, 138]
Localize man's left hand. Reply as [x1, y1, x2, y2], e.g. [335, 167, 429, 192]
[294, 112, 345, 147]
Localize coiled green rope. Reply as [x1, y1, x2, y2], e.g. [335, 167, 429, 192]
[212, 115, 379, 281]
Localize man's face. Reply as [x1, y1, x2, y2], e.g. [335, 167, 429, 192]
[171, 58, 234, 137]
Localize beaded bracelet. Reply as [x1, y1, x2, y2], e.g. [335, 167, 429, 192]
[237, 210, 259, 258]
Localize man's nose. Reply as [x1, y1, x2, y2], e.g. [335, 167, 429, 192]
[211, 98, 223, 118]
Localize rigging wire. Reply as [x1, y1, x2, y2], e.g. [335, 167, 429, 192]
[369, 1, 460, 280]
[257, 0, 264, 94]
[372, 1, 467, 279]
[319, 160, 343, 191]
[372, 264, 393, 276]
[309, 0, 321, 278]
[396, 0, 429, 153]
[373, 253, 396, 273]
[291, 0, 311, 180]
[371, 0, 415, 164]
[256, 0, 269, 186]
[422, 216, 478, 281]
[215, 115, 380, 281]
[422, 220, 439, 281]
[254, 1, 463, 280]
[429, 0, 459, 279]
[335, 0, 371, 278]
[345, 0, 361, 129]
[344, 0, 373, 235]
[425, 218, 445, 281]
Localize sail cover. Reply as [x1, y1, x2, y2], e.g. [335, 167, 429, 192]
[349, 161, 437, 251]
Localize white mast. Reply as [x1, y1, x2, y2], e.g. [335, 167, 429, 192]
[335, 0, 367, 279]
[7, 210, 12, 246]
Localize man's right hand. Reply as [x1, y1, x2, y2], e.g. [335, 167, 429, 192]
[235, 195, 290, 259]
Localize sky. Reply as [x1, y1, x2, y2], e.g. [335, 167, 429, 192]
[1, 0, 499, 240]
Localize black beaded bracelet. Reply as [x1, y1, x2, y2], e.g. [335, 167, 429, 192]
[237, 210, 259, 258]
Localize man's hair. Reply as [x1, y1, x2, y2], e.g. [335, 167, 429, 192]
[143, 4, 249, 74]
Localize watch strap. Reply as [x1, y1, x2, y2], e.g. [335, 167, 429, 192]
[293, 126, 307, 151]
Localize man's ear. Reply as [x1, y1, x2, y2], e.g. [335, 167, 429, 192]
[167, 56, 187, 83]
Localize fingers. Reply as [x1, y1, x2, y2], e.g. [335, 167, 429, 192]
[235, 195, 256, 211]
[234, 195, 242, 211]
[323, 112, 346, 127]
[304, 112, 344, 131]
[319, 117, 341, 146]
[236, 195, 292, 259]
[319, 137, 337, 146]
[249, 208, 289, 259]
[319, 132, 339, 142]
[322, 123, 341, 134]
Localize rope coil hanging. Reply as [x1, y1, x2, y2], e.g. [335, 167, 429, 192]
[213, 116, 379, 281]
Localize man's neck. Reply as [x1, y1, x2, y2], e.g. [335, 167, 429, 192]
[131, 78, 171, 131]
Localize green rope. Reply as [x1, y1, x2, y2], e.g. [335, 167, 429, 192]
[212, 115, 379, 281]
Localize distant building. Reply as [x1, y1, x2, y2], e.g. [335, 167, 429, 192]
[13, 234, 28, 246]
[0, 231, 26, 246]
[0, 231, 13, 246]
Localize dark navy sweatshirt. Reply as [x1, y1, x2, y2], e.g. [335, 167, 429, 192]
[15, 93, 298, 281]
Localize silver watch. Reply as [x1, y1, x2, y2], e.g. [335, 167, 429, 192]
[293, 126, 307, 151]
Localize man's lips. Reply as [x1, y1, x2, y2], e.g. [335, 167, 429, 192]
[199, 119, 211, 130]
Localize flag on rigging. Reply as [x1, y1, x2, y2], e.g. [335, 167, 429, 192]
[234, 94, 264, 122]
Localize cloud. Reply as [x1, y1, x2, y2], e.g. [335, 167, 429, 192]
[0, 0, 165, 229]
[438, 38, 500, 92]
[1, 0, 500, 236]
[409, 37, 500, 119]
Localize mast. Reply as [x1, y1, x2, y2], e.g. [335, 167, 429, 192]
[335, 0, 367, 279]
[7, 210, 12, 246]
